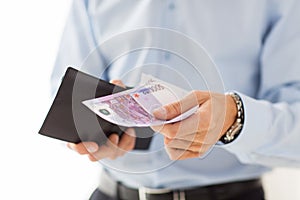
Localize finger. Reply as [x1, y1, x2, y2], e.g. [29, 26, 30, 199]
[67, 142, 99, 154]
[88, 145, 112, 161]
[88, 154, 98, 162]
[166, 138, 203, 152]
[164, 132, 208, 146]
[166, 147, 200, 160]
[106, 134, 120, 159]
[164, 137, 172, 145]
[106, 133, 120, 148]
[153, 90, 209, 120]
[110, 79, 126, 88]
[165, 143, 212, 160]
[177, 132, 207, 144]
[88, 134, 120, 161]
[152, 112, 201, 138]
[116, 128, 136, 156]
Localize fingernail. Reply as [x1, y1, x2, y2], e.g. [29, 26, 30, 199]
[153, 107, 166, 117]
[110, 135, 119, 145]
[126, 128, 136, 137]
[86, 143, 98, 153]
[114, 136, 119, 144]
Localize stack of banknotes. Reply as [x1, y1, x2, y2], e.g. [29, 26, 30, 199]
[82, 74, 198, 127]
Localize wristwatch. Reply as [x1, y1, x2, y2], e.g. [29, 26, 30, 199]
[220, 92, 244, 144]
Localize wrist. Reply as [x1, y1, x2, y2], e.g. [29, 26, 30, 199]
[226, 93, 238, 127]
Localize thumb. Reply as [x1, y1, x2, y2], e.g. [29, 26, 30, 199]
[153, 91, 207, 120]
[152, 102, 180, 120]
[110, 79, 126, 88]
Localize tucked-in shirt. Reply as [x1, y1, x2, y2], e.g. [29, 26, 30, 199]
[51, 0, 300, 189]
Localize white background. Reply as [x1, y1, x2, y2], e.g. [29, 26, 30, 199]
[0, 1, 300, 199]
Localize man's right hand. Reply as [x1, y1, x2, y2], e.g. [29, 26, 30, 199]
[67, 79, 136, 161]
[67, 128, 136, 161]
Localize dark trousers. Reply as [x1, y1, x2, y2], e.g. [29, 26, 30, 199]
[89, 186, 265, 200]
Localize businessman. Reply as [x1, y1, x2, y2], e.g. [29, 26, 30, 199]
[51, 1, 300, 199]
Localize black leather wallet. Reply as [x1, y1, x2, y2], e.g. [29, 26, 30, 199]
[39, 67, 153, 149]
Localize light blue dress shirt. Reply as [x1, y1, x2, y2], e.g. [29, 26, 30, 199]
[51, 0, 300, 189]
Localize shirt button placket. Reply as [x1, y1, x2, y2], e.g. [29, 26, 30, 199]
[164, 0, 176, 62]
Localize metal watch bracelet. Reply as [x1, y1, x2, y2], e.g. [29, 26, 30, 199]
[220, 92, 244, 144]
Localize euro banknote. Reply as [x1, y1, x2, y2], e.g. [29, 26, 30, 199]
[82, 74, 198, 127]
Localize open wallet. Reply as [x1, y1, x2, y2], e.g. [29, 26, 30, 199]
[39, 67, 153, 150]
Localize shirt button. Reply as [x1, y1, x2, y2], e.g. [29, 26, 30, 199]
[169, 3, 175, 10]
[165, 53, 170, 60]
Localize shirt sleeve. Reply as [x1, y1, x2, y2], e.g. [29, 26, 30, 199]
[50, 0, 107, 96]
[221, 0, 300, 168]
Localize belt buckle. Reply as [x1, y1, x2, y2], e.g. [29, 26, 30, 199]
[138, 187, 185, 200]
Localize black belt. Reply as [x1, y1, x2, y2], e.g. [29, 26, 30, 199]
[98, 171, 262, 200]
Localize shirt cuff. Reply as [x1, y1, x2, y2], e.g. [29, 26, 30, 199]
[220, 92, 272, 163]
